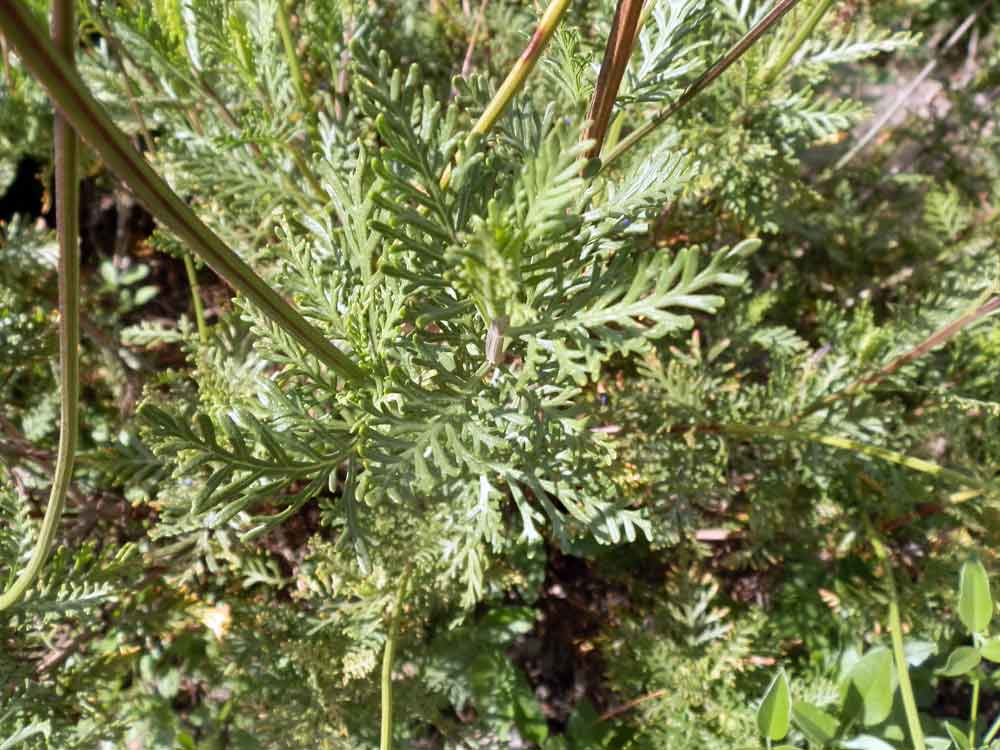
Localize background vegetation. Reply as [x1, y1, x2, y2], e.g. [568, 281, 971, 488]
[1, 0, 999, 748]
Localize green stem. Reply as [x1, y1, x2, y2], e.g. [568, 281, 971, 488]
[756, 0, 835, 87]
[380, 564, 413, 750]
[288, 144, 326, 203]
[275, 0, 307, 110]
[100, 38, 208, 345]
[441, 0, 570, 189]
[274, 0, 327, 199]
[182, 254, 208, 343]
[795, 294, 1000, 423]
[0, 1, 366, 384]
[470, 0, 571, 137]
[601, 0, 801, 170]
[867, 522, 926, 750]
[720, 423, 992, 493]
[969, 678, 980, 749]
[0, 0, 79, 612]
[982, 707, 1000, 746]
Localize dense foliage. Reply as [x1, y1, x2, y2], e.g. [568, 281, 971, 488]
[2, 0, 999, 748]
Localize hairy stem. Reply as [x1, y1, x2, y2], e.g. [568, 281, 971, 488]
[0, 0, 79, 612]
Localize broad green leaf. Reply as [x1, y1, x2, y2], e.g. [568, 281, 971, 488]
[846, 647, 894, 726]
[757, 669, 791, 740]
[792, 700, 839, 745]
[958, 560, 993, 634]
[944, 721, 971, 750]
[980, 637, 1000, 663]
[937, 646, 980, 677]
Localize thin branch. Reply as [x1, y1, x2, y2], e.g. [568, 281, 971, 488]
[380, 564, 413, 750]
[756, 0, 836, 87]
[600, 688, 669, 721]
[601, 0, 801, 170]
[460, 0, 490, 80]
[0, 1, 367, 384]
[0, 0, 80, 612]
[796, 294, 1000, 420]
[584, 0, 645, 159]
[469, 0, 571, 137]
[441, 0, 571, 188]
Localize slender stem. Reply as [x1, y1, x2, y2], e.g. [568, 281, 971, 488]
[0, 1, 366, 384]
[756, 0, 835, 87]
[288, 144, 326, 203]
[601, 0, 801, 170]
[441, 0, 570, 189]
[380, 564, 413, 750]
[183, 254, 208, 343]
[867, 522, 926, 750]
[795, 294, 1000, 422]
[0, 0, 79, 612]
[275, 0, 307, 110]
[470, 0, 571, 136]
[98, 28, 208, 343]
[720, 423, 992, 493]
[274, 0, 328, 200]
[599, 688, 669, 721]
[1, 34, 12, 87]
[969, 678, 980, 749]
[982, 708, 1000, 746]
[584, 0, 645, 158]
